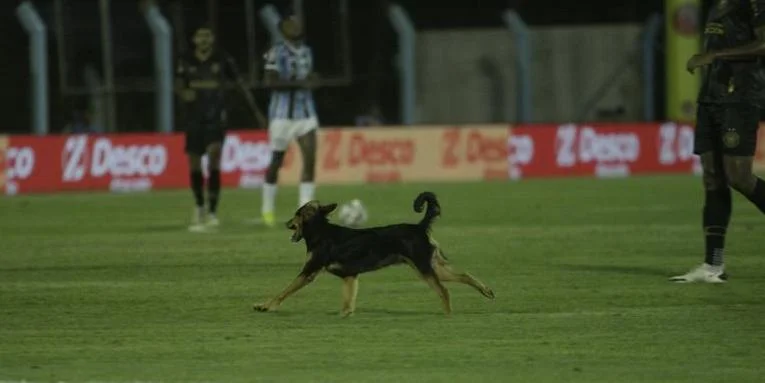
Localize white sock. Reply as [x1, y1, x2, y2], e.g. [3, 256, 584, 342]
[262, 183, 277, 214]
[299, 182, 315, 207]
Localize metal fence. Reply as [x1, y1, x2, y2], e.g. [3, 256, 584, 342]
[17, 0, 353, 135]
[13, 1, 666, 135]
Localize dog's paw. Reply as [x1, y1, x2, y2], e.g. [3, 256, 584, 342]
[253, 303, 275, 312]
[482, 287, 496, 300]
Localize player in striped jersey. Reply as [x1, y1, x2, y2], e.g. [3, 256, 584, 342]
[260, 16, 319, 227]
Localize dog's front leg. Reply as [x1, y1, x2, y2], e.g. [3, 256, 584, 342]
[254, 271, 319, 312]
[340, 276, 359, 318]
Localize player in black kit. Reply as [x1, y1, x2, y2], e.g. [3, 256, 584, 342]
[177, 26, 266, 232]
[671, 0, 765, 283]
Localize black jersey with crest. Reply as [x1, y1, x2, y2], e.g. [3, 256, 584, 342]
[176, 50, 240, 124]
[699, 0, 765, 106]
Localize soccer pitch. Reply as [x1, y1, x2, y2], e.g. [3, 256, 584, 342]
[2, 176, 764, 382]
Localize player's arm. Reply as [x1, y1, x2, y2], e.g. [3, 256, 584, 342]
[708, 26, 765, 60]
[688, 3, 765, 72]
[175, 58, 196, 102]
[263, 71, 318, 90]
[223, 54, 266, 128]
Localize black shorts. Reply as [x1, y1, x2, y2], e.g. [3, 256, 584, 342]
[184, 108, 228, 155]
[694, 103, 760, 156]
[184, 122, 225, 156]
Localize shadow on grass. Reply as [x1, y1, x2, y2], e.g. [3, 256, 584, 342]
[333, 308, 455, 317]
[0, 262, 296, 273]
[139, 223, 193, 233]
[560, 264, 674, 277]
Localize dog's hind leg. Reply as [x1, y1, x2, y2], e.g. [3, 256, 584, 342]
[404, 258, 452, 315]
[340, 276, 359, 318]
[423, 273, 452, 315]
[433, 250, 495, 300]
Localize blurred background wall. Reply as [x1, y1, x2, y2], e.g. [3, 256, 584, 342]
[1, 0, 716, 135]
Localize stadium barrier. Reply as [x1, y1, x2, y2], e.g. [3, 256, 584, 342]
[0, 135, 7, 193]
[3, 123, 764, 195]
[509, 122, 702, 179]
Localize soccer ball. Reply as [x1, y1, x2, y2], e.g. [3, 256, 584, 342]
[337, 199, 368, 227]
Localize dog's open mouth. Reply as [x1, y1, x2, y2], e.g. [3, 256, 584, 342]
[286, 221, 302, 242]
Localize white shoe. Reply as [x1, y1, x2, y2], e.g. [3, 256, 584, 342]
[206, 214, 220, 227]
[188, 207, 207, 232]
[669, 263, 727, 283]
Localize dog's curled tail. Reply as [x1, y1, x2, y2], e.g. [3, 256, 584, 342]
[413, 191, 441, 229]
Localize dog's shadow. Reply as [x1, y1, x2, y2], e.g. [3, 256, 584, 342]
[325, 308, 445, 317]
[141, 224, 186, 233]
[560, 264, 672, 277]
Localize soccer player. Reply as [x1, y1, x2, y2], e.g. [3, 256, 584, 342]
[671, 0, 765, 283]
[260, 16, 320, 227]
[177, 26, 266, 232]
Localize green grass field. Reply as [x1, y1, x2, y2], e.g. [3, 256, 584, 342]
[2, 176, 765, 382]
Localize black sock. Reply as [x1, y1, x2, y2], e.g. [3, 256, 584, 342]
[208, 170, 221, 214]
[745, 177, 765, 215]
[703, 188, 732, 266]
[190, 170, 204, 208]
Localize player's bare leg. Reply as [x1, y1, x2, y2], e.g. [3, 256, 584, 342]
[188, 153, 207, 232]
[297, 129, 317, 207]
[262, 150, 286, 227]
[205, 142, 223, 227]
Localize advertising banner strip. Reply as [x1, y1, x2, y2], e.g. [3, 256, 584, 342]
[295, 126, 510, 185]
[0, 135, 7, 193]
[8, 122, 753, 195]
[755, 126, 765, 172]
[508, 123, 701, 179]
[4, 127, 511, 195]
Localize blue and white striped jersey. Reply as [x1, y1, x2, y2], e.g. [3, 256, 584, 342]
[264, 42, 317, 120]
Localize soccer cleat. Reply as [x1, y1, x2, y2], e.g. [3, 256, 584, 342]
[262, 211, 276, 228]
[669, 263, 728, 283]
[206, 213, 220, 227]
[188, 207, 207, 232]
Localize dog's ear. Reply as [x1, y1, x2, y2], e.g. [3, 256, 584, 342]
[319, 203, 338, 215]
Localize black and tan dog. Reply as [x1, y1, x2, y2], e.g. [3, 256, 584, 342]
[253, 192, 495, 317]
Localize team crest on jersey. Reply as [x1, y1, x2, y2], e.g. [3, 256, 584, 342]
[723, 129, 740, 148]
[705, 23, 725, 35]
[211, 63, 220, 74]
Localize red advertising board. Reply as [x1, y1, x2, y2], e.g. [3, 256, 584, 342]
[508, 123, 701, 179]
[276, 126, 509, 185]
[0, 135, 7, 192]
[755, 125, 765, 172]
[4, 131, 272, 195]
[2, 126, 512, 195]
[7, 122, 760, 195]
